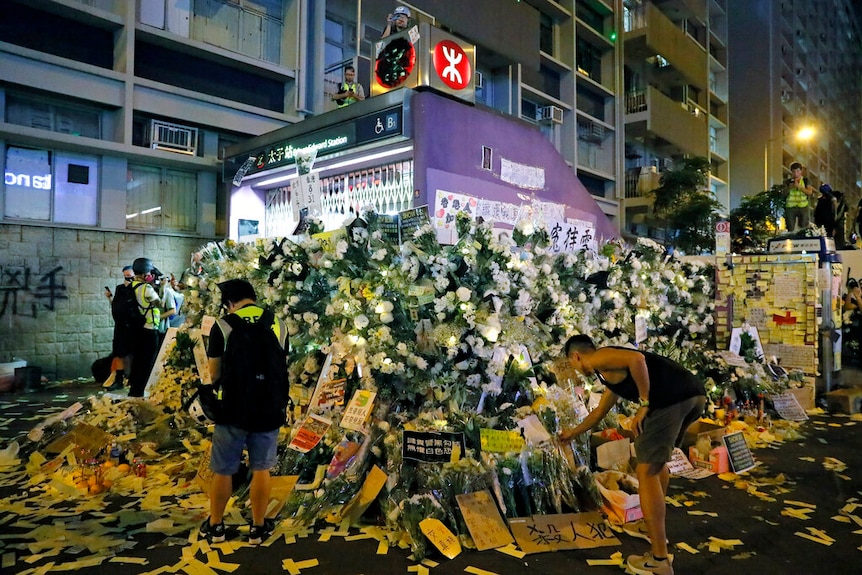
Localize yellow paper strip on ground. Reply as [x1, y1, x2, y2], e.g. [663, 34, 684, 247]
[465, 566, 500, 575]
[2, 552, 15, 568]
[207, 561, 241, 573]
[794, 531, 833, 545]
[281, 559, 301, 575]
[785, 500, 817, 508]
[688, 511, 718, 517]
[406, 566, 429, 575]
[806, 527, 834, 543]
[376, 538, 388, 554]
[109, 557, 150, 564]
[676, 542, 699, 554]
[420, 558, 439, 567]
[831, 515, 851, 523]
[495, 544, 526, 559]
[205, 551, 219, 564]
[586, 559, 624, 566]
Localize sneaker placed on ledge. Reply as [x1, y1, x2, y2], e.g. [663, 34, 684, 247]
[626, 551, 673, 575]
[199, 517, 226, 543]
[248, 518, 275, 545]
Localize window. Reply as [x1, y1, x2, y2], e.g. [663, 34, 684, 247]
[540, 13, 554, 55]
[4, 146, 98, 225]
[126, 164, 198, 232]
[325, 16, 356, 70]
[192, 0, 283, 63]
[576, 39, 602, 82]
[6, 93, 101, 139]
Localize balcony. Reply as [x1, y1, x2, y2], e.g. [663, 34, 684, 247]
[624, 85, 709, 157]
[624, 3, 708, 89]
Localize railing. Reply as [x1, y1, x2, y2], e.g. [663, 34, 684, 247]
[149, 120, 197, 155]
[625, 90, 647, 114]
[264, 161, 415, 236]
[624, 5, 647, 33]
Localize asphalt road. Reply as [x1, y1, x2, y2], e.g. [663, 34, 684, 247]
[1, 381, 861, 575]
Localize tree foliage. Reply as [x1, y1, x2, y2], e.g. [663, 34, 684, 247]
[651, 157, 723, 255]
[728, 185, 786, 249]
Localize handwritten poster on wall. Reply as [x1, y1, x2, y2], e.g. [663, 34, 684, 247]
[434, 190, 478, 244]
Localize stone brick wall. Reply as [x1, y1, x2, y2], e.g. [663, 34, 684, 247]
[0, 224, 216, 380]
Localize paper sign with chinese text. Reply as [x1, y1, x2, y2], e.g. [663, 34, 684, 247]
[340, 389, 376, 431]
[45, 423, 112, 456]
[455, 490, 514, 551]
[419, 518, 461, 559]
[508, 512, 620, 553]
[288, 414, 332, 453]
[402, 430, 466, 463]
[479, 428, 525, 453]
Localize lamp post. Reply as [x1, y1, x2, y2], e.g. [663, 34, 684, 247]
[763, 126, 816, 190]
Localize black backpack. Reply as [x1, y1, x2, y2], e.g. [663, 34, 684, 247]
[111, 282, 148, 329]
[217, 308, 288, 432]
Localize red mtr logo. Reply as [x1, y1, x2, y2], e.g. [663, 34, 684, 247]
[432, 40, 471, 90]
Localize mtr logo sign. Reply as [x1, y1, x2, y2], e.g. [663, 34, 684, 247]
[371, 24, 475, 104]
[432, 40, 471, 90]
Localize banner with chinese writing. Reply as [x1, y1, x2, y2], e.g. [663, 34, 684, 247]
[402, 430, 466, 463]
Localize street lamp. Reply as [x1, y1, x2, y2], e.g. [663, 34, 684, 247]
[764, 125, 817, 190]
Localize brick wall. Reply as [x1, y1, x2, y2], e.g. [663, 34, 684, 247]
[0, 224, 215, 380]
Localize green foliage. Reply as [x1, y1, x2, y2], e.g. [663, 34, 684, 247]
[729, 185, 786, 248]
[651, 157, 724, 255]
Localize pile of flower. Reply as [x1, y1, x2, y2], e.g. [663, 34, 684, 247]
[24, 210, 804, 555]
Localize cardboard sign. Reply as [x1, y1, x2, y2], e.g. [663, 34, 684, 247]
[265, 475, 299, 519]
[419, 518, 461, 559]
[508, 512, 619, 554]
[340, 389, 376, 431]
[190, 329, 211, 385]
[455, 490, 514, 551]
[479, 428, 525, 453]
[770, 392, 809, 421]
[402, 431, 465, 463]
[193, 441, 213, 493]
[144, 327, 177, 398]
[44, 423, 112, 457]
[667, 447, 713, 479]
[288, 414, 332, 453]
[722, 431, 756, 473]
[340, 465, 388, 524]
[308, 378, 346, 412]
[200, 315, 216, 337]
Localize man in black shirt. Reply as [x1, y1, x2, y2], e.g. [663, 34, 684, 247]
[559, 335, 706, 575]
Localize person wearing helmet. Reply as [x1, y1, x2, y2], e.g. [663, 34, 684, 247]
[127, 257, 162, 397]
[813, 184, 836, 237]
[382, 5, 411, 38]
[784, 162, 814, 232]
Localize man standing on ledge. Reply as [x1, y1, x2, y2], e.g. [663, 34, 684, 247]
[381, 5, 411, 38]
[559, 335, 706, 575]
[785, 161, 815, 232]
[332, 65, 365, 108]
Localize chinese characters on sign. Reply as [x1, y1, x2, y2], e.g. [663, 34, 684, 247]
[402, 430, 466, 463]
[0, 264, 67, 318]
[340, 389, 376, 431]
[508, 512, 619, 553]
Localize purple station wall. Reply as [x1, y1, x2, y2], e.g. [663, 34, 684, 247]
[410, 90, 618, 241]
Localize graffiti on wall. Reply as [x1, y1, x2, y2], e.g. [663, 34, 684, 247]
[0, 265, 67, 318]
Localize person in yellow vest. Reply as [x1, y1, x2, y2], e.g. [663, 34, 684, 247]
[785, 162, 815, 231]
[332, 65, 365, 108]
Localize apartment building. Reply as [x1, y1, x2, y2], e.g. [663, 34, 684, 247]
[621, 0, 730, 239]
[729, 0, 862, 218]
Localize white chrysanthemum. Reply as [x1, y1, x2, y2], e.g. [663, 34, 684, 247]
[455, 286, 472, 302]
[353, 314, 369, 329]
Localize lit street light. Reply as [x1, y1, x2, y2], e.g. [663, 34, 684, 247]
[764, 125, 817, 190]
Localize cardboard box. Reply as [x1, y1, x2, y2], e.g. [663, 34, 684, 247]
[682, 421, 726, 449]
[594, 470, 642, 525]
[688, 445, 729, 474]
[787, 380, 815, 411]
[825, 387, 862, 414]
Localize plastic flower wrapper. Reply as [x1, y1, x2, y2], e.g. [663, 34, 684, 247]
[399, 493, 447, 560]
[417, 457, 493, 545]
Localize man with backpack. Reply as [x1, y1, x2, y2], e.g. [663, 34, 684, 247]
[199, 279, 289, 545]
[126, 257, 162, 397]
[101, 265, 135, 390]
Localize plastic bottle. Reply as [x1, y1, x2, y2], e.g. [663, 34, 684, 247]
[109, 442, 121, 466]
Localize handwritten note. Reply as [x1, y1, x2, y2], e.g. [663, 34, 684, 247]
[455, 490, 514, 551]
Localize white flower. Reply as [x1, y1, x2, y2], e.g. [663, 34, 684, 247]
[380, 312, 394, 323]
[372, 248, 388, 261]
[353, 314, 369, 329]
[335, 240, 348, 257]
[456, 286, 472, 302]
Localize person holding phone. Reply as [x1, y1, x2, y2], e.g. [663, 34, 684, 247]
[784, 162, 815, 232]
[381, 5, 411, 38]
[102, 265, 135, 390]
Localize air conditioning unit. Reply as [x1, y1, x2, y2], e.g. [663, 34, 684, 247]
[475, 71, 484, 89]
[149, 120, 198, 155]
[538, 105, 564, 125]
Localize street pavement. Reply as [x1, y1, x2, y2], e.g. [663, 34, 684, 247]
[1, 380, 861, 575]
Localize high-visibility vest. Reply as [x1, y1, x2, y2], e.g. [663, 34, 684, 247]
[787, 178, 810, 208]
[337, 82, 359, 106]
